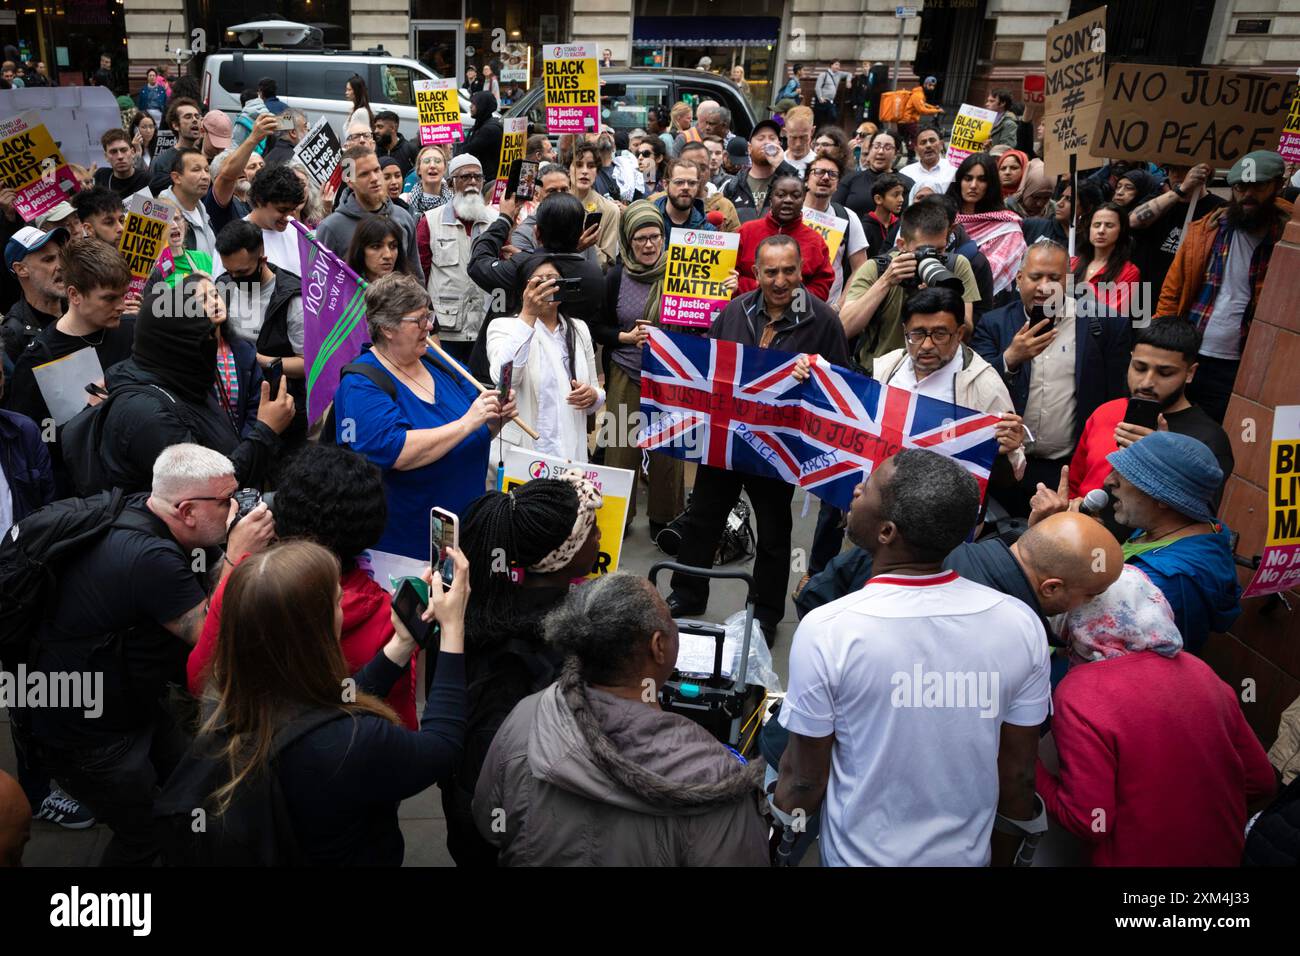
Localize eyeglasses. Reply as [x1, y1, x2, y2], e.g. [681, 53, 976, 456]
[636, 150, 654, 159]
[904, 329, 955, 345]
[669, 178, 697, 188]
[809, 168, 839, 179]
[171, 491, 237, 509]
[630, 234, 663, 245]
[453, 173, 484, 184]
[399, 312, 437, 328]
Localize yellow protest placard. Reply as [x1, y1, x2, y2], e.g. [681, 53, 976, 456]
[1281, 81, 1300, 163]
[117, 194, 175, 296]
[415, 78, 463, 145]
[0, 112, 80, 223]
[661, 227, 740, 329]
[802, 206, 848, 263]
[543, 42, 600, 135]
[1244, 406, 1300, 598]
[947, 103, 997, 168]
[491, 117, 529, 204]
[500, 447, 633, 580]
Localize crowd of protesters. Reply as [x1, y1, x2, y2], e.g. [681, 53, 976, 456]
[0, 50, 1298, 871]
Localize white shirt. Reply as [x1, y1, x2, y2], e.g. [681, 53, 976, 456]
[224, 273, 305, 354]
[1022, 307, 1077, 460]
[889, 347, 962, 402]
[0, 462, 13, 539]
[781, 571, 1051, 867]
[785, 150, 813, 177]
[252, 217, 302, 278]
[1200, 228, 1263, 361]
[899, 158, 956, 202]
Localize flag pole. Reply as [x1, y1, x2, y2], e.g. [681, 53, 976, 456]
[425, 337, 541, 441]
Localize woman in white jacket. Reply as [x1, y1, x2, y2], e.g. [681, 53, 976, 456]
[487, 257, 605, 462]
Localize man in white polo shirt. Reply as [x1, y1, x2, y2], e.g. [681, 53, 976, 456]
[774, 448, 1049, 866]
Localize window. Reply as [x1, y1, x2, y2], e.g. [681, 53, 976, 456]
[524, 80, 671, 133]
[283, 63, 361, 101]
[377, 65, 417, 106]
[220, 60, 287, 98]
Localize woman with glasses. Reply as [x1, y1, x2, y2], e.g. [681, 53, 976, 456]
[402, 144, 453, 215]
[346, 214, 416, 284]
[632, 136, 667, 198]
[589, 201, 685, 535]
[333, 273, 516, 561]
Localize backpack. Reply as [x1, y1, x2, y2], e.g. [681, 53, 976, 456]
[0, 489, 149, 667]
[153, 708, 349, 866]
[879, 89, 908, 124]
[61, 382, 184, 496]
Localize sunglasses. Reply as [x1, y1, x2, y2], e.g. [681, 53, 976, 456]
[636, 150, 654, 158]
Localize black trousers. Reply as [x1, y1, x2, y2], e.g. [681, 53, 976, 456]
[809, 501, 845, 576]
[1186, 354, 1240, 425]
[39, 710, 190, 866]
[669, 465, 795, 628]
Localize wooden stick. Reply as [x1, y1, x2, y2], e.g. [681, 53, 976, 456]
[427, 337, 541, 441]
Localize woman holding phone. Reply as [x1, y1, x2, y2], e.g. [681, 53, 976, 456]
[334, 273, 516, 561]
[129, 111, 157, 170]
[486, 256, 603, 463]
[589, 201, 685, 534]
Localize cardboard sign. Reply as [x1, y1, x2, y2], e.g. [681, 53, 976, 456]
[415, 78, 463, 146]
[947, 103, 998, 168]
[491, 117, 529, 204]
[293, 116, 343, 191]
[32, 346, 103, 426]
[1280, 81, 1300, 164]
[117, 194, 174, 297]
[1043, 6, 1108, 179]
[802, 206, 848, 263]
[1093, 65, 1294, 168]
[0, 112, 80, 221]
[1022, 74, 1046, 123]
[660, 228, 740, 329]
[1243, 406, 1300, 598]
[543, 42, 600, 135]
[499, 447, 634, 580]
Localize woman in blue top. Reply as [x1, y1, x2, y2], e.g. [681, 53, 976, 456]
[136, 68, 168, 124]
[335, 273, 516, 560]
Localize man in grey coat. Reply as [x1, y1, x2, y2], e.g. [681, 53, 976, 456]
[316, 144, 425, 283]
[473, 573, 770, 866]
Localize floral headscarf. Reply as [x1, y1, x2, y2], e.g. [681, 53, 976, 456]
[1063, 565, 1183, 665]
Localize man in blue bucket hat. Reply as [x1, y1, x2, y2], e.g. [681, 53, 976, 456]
[1105, 430, 1241, 653]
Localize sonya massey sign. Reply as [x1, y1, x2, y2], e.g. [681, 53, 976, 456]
[1093, 65, 1294, 167]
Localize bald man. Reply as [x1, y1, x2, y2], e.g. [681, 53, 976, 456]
[798, 511, 1123, 638]
[0, 771, 32, 866]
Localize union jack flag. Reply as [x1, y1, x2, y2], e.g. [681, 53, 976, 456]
[638, 328, 1002, 511]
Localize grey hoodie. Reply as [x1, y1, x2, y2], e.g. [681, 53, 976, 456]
[315, 188, 426, 284]
[474, 663, 769, 866]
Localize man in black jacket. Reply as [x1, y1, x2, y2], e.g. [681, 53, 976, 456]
[722, 119, 801, 223]
[459, 91, 503, 181]
[972, 239, 1131, 516]
[667, 235, 849, 643]
[374, 110, 420, 177]
[1, 226, 68, 365]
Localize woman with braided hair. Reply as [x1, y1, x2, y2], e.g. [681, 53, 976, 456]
[472, 571, 770, 866]
[439, 471, 603, 866]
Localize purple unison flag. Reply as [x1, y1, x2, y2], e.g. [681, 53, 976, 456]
[295, 220, 370, 425]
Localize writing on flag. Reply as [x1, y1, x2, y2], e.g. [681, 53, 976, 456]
[295, 220, 370, 425]
[638, 328, 1001, 511]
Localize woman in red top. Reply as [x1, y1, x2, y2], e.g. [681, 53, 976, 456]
[188, 444, 419, 728]
[1038, 565, 1275, 865]
[1069, 201, 1141, 315]
[734, 173, 835, 301]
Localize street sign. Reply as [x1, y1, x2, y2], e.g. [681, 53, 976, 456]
[895, 5, 918, 17]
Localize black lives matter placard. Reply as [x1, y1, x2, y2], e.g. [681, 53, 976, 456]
[1093, 65, 1295, 168]
[294, 116, 343, 191]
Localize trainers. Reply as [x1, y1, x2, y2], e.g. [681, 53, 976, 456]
[34, 788, 96, 829]
[791, 574, 811, 601]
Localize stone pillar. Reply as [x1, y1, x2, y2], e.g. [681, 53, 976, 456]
[1210, 199, 1300, 742]
[123, 0, 187, 85]
[574, 0, 633, 64]
[352, 0, 412, 57]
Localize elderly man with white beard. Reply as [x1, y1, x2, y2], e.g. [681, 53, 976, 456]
[415, 153, 500, 363]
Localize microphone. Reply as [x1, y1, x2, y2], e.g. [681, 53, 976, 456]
[1081, 488, 1109, 516]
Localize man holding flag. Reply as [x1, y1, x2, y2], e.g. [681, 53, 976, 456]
[665, 234, 850, 644]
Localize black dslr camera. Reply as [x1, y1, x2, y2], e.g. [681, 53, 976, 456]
[874, 245, 964, 293]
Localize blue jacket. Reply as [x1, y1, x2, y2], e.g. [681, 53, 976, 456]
[136, 83, 167, 114]
[1128, 526, 1241, 654]
[971, 299, 1131, 445]
[653, 194, 714, 235]
[0, 407, 55, 525]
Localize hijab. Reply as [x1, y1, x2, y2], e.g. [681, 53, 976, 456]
[135, 270, 219, 404]
[617, 200, 668, 326]
[1008, 158, 1050, 215]
[1063, 565, 1183, 665]
[1116, 169, 1159, 208]
[998, 149, 1030, 199]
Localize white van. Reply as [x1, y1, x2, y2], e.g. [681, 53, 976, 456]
[201, 48, 474, 141]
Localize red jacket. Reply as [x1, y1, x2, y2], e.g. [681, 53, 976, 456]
[188, 564, 418, 729]
[735, 214, 835, 302]
[1067, 397, 1125, 498]
[1037, 651, 1275, 866]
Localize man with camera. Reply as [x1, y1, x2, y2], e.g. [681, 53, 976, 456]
[840, 202, 981, 372]
[24, 443, 275, 865]
[667, 235, 849, 646]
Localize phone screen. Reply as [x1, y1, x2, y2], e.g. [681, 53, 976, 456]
[499, 361, 513, 402]
[516, 160, 539, 201]
[430, 508, 459, 584]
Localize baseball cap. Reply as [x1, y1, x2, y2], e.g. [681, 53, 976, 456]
[1227, 150, 1284, 186]
[726, 137, 751, 169]
[201, 110, 234, 150]
[34, 201, 77, 230]
[752, 119, 783, 140]
[5, 225, 70, 272]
